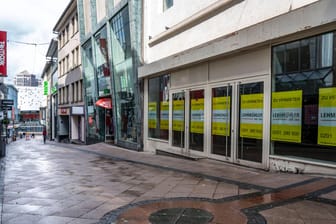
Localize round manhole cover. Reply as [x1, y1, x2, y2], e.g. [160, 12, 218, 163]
[149, 207, 213, 224]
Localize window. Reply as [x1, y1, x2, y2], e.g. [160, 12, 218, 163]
[271, 32, 336, 163]
[148, 75, 170, 140]
[94, 26, 112, 97]
[163, 0, 173, 11]
[72, 17, 75, 36]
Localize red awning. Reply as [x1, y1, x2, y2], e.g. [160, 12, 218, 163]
[95, 98, 112, 109]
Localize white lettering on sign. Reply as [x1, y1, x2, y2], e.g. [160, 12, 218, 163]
[0, 41, 5, 66]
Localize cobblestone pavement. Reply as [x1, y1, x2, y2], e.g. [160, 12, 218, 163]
[0, 137, 335, 224]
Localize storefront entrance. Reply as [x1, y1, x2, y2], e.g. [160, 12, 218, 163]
[170, 76, 270, 169]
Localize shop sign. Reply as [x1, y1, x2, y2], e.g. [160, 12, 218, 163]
[160, 101, 169, 130]
[58, 108, 69, 115]
[318, 87, 336, 146]
[271, 90, 302, 143]
[212, 96, 230, 136]
[0, 31, 7, 76]
[172, 99, 184, 131]
[190, 98, 204, 134]
[148, 102, 157, 129]
[240, 93, 263, 139]
[43, 81, 49, 95]
[72, 106, 84, 115]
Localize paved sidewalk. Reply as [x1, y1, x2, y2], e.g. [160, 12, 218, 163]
[0, 138, 335, 224]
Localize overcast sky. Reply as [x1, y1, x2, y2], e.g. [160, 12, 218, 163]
[0, 0, 70, 83]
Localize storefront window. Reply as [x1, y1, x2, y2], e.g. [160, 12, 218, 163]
[148, 75, 170, 140]
[94, 26, 112, 97]
[271, 32, 336, 163]
[111, 6, 137, 143]
[83, 40, 101, 141]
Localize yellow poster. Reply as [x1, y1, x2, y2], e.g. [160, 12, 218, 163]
[271, 90, 302, 143]
[190, 98, 204, 134]
[148, 102, 157, 129]
[240, 94, 263, 139]
[173, 100, 184, 131]
[212, 96, 230, 136]
[318, 88, 336, 146]
[160, 101, 169, 130]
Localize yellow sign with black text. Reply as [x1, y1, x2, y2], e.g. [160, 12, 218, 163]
[148, 102, 157, 129]
[160, 101, 169, 130]
[271, 90, 302, 143]
[190, 98, 204, 134]
[173, 100, 184, 131]
[318, 88, 336, 146]
[240, 94, 263, 139]
[212, 96, 230, 136]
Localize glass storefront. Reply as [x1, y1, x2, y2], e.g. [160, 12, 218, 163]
[94, 26, 112, 97]
[211, 86, 232, 157]
[271, 32, 336, 163]
[110, 6, 138, 143]
[83, 40, 101, 141]
[148, 75, 170, 140]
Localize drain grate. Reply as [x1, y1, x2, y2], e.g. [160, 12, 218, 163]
[149, 208, 213, 224]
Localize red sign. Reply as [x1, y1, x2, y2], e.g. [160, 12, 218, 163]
[0, 31, 7, 76]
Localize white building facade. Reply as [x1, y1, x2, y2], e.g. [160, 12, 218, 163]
[140, 0, 336, 174]
[54, 0, 85, 143]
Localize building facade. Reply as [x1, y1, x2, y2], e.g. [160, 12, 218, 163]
[5, 84, 19, 138]
[54, 0, 85, 143]
[77, 0, 142, 149]
[41, 38, 58, 141]
[140, 0, 336, 174]
[14, 71, 43, 122]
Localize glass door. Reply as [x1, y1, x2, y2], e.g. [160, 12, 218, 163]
[172, 92, 185, 148]
[235, 80, 267, 167]
[189, 89, 205, 152]
[172, 89, 205, 153]
[211, 85, 232, 158]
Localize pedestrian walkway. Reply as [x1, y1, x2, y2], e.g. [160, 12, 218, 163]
[0, 138, 335, 224]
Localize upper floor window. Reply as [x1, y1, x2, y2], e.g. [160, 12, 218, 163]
[163, 0, 173, 11]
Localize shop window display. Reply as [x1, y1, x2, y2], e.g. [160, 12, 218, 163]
[271, 32, 336, 163]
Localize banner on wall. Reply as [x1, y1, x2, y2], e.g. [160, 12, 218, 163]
[148, 102, 157, 129]
[271, 90, 302, 143]
[173, 100, 184, 131]
[190, 98, 204, 134]
[240, 93, 263, 139]
[318, 87, 336, 146]
[0, 31, 7, 76]
[160, 101, 169, 130]
[212, 96, 231, 136]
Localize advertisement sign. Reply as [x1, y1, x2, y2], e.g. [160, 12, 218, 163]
[173, 100, 184, 131]
[160, 101, 169, 130]
[318, 87, 336, 146]
[0, 31, 7, 76]
[212, 96, 230, 136]
[148, 102, 157, 129]
[271, 90, 302, 143]
[240, 93, 263, 139]
[43, 81, 49, 95]
[190, 98, 204, 134]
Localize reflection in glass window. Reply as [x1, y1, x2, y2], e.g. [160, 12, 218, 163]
[111, 6, 137, 143]
[148, 75, 170, 140]
[271, 32, 336, 163]
[83, 40, 100, 140]
[94, 26, 112, 97]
